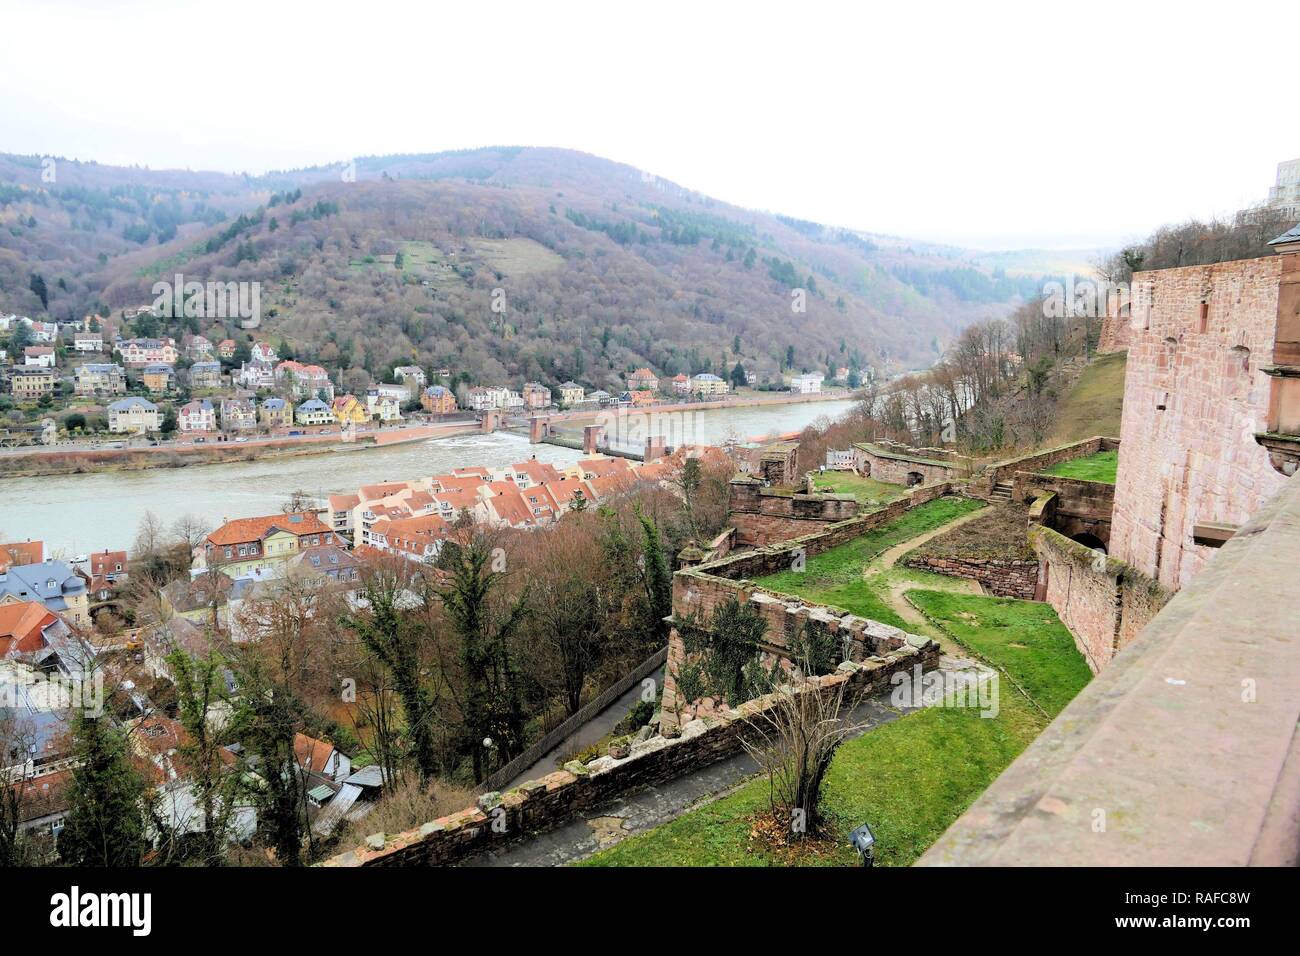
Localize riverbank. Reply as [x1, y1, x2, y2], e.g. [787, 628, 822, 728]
[0, 421, 483, 478]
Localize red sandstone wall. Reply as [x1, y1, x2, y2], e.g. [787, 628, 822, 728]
[1110, 256, 1288, 590]
[903, 556, 1038, 600]
[1031, 525, 1169, 672]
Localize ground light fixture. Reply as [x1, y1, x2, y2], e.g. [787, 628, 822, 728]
[849, 823, 876, 867]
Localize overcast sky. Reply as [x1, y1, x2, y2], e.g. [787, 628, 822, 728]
[1, 0, 1292, 250]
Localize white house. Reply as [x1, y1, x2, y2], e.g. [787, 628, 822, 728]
[178, 399, 217, 433]
[790, 372, 824, 395]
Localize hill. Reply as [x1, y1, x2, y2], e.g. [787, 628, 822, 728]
[1, 147, 1055, 390]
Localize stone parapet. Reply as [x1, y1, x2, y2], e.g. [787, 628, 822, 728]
[921, 473, 1300, 866]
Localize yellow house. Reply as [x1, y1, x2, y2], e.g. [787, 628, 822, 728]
[200, 512, 340, 577]
[332, 395, 368, 425]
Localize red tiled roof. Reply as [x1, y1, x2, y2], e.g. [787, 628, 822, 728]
[89, 550, 128, 578]
[10, 770, 73, 824]
[0, 540, 43, 571]
[206, 512, 331, 547]
[0, 601, 58, 656]
[294, 733, 336, 775]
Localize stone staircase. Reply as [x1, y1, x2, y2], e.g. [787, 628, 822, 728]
[988, 481, 1013, 503]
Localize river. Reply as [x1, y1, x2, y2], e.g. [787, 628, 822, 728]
[0, 398, 856, 554]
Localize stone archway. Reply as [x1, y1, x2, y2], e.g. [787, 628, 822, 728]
[905, 471, 924, 487]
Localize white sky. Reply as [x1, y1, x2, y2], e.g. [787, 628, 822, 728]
[1, 0, 1293, 250]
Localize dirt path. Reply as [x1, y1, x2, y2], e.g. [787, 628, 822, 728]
[863, 505, 989, 653]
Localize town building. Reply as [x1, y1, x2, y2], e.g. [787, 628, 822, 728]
[628, 368, 659, 392]
[199, 512, 340, 577]
[73, 363, 126, 397]
[789, 371, 824, 394]
[0, 561, 91, 629]
[365, 389, 403, 422]
[259, 397, 293, 429]
[251, 342, 278, 364]
[332, 395, 369, 425]
[295, 398, 334, 426]
[116, 337, 178, 367]
[188, 360, 223, 390]
[393, 365, 426, 398]
[220, 397, 256, 431]
[420, 384, 457, 415]
[141, 363, 175, 394]
[1267, 157, 1300, 219]
[275, 360, 334, 400]
[217, 338, 237, 359]
[73, 331, 103, 353]
[522, 382, 552, 409]
[0, 540, 43, 573]
[107, 396, 160, 434]
[178, 399, 217, 433]
[690, 372, 729, 397]
[23, 346, 55, 368]
[558, 381, 585, 406]
[235, 360, 275, 391]
[184, 334, 214, 359]
[9, 367, 56, 399]
[670, 373, 691, 394]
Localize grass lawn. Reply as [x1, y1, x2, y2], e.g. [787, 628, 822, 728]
[905, 590, 1093, 716]
[809, 471, 907, 505]
[1050, 350, 1126, 443]
[581, 509, 1095, 868]
[755, 497, 986, 629]
[580, 696, 1045, 867]
[1041, 449, 1118, 483]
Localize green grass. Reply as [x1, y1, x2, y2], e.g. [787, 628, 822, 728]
[905, 590, 1093, 716]
[755, 497, 986, 627]
[1041, 449, 1118, 483]
[580, 696, 1045, 867]
[809, 471, 907, 505]
[1050, 350, 1126, 443]
[582, 587, 1090, 868]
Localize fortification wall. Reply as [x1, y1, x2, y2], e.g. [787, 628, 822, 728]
[727, 481, 859, 547]
[1110, 256, 1288, 590]
[1030, 525, 1169, 672]
[322, 644, 936, 868]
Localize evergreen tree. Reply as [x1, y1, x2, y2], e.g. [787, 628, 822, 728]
[439, 535, 529, 782]
[636, 508, 672, 640]
[730, 361, 747, 390]
[29, 272, 48, 310]
[59, 713, 150, 866]
[342, 573, 440, 783]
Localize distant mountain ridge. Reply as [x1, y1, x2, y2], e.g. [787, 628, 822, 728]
[0, 146, 1058, 389]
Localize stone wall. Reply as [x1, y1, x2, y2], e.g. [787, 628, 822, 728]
[1013, 472, 1115, 547]
[322, 643, 937, 868]
[1030, 525, 1169, 672]
[976, 436, 1117, 497]
[1110, 255, 1289, 591]
[854, 442, 967, 486]
[903, 556, 1038, 599]
[728, 479, 859, 547]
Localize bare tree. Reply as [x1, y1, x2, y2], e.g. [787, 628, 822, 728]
[741, 663, 859, 842]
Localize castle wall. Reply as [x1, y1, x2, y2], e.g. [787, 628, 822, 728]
[1109, 256, 1288, 590]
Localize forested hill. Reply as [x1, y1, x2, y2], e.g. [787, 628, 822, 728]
[0, 146, 1050, 388]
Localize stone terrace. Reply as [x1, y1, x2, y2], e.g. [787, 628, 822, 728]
[921, 471, 1300, 866]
